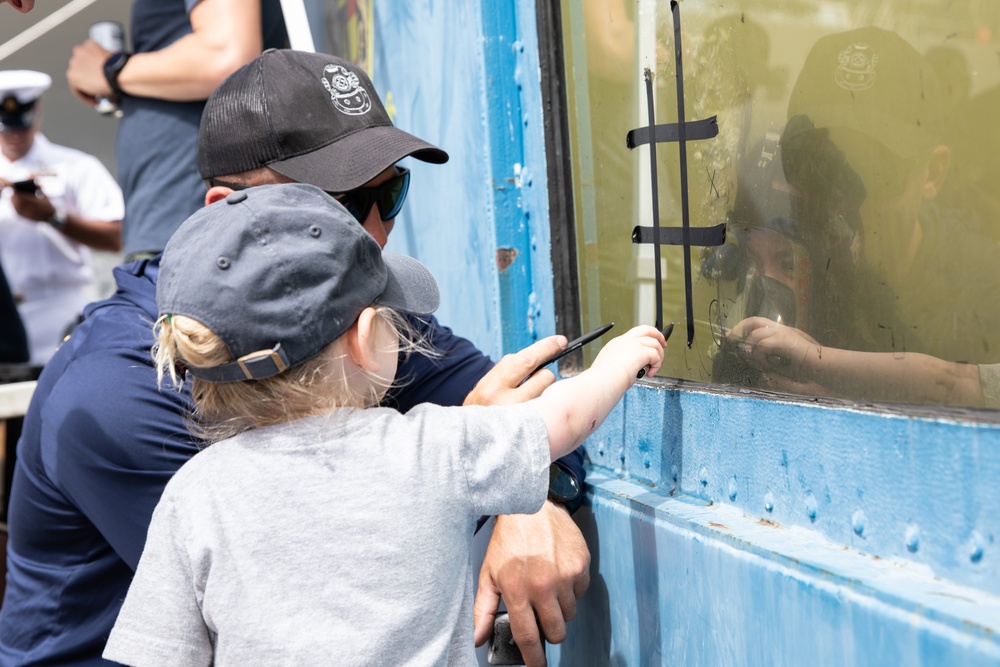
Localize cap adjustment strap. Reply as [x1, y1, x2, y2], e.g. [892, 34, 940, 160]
[185, 343, 291, 383]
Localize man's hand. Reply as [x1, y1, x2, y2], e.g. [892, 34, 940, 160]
[67, 40, 113, 107]
[9, 186, 55, 223]
[473, 501, 591, 667]
[464, 335, 567, 407]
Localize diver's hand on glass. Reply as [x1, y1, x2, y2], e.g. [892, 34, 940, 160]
[727, 318, 832, 395]
[727, 317, 820, 378]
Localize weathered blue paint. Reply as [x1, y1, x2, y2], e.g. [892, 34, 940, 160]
[552, 468, 1000, 666]
[373, 1, 1000, 664]
[373, 3, 503, 358]
[550, 385, 1000, 663]
[588, 387, 1000, 597]
[511, 4, 556, 343]
[373, 2, 553, 360]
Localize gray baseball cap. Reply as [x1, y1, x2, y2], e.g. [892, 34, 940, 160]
[157, 183, 440, 383]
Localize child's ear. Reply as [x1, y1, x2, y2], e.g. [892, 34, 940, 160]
[345, 307, 381, 372]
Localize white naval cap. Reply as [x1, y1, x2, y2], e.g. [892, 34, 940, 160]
[0, 70, 51, 104]
[0, 70, 52, 130]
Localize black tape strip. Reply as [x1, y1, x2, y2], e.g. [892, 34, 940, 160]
[643, 69, 664, 332]
[631, 223, 726, 247]
[670, 0, 695, 347]
[625, 116, 719, 149]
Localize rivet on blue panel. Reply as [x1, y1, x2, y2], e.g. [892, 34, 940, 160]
[969, 531, 984, 563]
[804, 493, 817, 522]
[852, 509, 867, 537]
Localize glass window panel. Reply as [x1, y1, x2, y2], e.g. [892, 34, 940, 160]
[560, 0, 1000, 410]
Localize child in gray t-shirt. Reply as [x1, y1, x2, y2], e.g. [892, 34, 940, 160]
[103, 183, 666, 667]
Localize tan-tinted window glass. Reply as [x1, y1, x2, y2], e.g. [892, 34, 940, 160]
[561, 1, 1000, 410]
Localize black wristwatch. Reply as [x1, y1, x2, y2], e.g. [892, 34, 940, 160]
[547, 463, 580, 505]
[103, 51, 131, 99]
[47, 210, 68, 231]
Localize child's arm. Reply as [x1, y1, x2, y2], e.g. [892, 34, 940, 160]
[534, 325, 666, 460]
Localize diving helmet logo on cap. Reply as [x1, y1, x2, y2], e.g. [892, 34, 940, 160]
[835, 42, 879, 92]
[321, 64, 372, 116]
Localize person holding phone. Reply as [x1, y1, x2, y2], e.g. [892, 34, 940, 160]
[0, 70, 124, 364]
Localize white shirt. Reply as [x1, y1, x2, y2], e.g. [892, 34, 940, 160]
[0, 132, 124, 296]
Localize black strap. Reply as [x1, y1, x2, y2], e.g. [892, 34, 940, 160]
[632, 223, 726, 247]
[186, 344, 291, 383]
[642, 69, 664, 332]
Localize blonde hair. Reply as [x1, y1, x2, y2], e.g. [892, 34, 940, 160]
[153, 308, 431, 443]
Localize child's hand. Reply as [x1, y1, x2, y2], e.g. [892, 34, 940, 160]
[591, 325, 666, 385]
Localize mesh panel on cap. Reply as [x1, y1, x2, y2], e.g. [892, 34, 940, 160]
[198, 58, 284, 179]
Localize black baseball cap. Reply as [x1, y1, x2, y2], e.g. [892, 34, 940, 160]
[198, 49, 449, 191]
[157, 183, 440, 383]
[787, 27, 944, 158]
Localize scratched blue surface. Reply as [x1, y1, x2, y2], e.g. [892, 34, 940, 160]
[373, 2, 554, 360]
[373, 1, 1000, 664]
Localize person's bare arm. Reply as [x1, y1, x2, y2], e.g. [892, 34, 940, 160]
[67, 0, 262, 105]
[536, 325, 665, 459]
[730, 316, 985, 407]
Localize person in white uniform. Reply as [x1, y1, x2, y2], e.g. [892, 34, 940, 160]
[0, 70, 124, 365]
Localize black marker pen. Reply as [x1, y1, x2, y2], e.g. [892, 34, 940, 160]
[521, 322, 614, 385]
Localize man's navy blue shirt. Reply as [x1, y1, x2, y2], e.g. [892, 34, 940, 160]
[0, 257, 584, 665]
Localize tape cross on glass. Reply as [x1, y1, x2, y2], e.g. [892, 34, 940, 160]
[626, 0, 725, 347]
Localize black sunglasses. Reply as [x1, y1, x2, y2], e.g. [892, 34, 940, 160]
[332, 167, 410, 224]
[209, 166, 411, 225]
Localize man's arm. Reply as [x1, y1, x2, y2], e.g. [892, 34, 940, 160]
[66, 0, 264, 105]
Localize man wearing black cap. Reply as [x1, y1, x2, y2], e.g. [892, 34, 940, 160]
[0, 51, 587, 667]
[0, 69, 124, 365]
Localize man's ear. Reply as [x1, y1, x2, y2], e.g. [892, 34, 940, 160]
[344, 307, 381, 372]
[205, 185, 234, 206]
[923, 145, 951, 200]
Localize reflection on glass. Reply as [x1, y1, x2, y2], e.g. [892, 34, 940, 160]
[562, 1, 1000, 411]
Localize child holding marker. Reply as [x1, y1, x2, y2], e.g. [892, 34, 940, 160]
[103, 183, 666, 666]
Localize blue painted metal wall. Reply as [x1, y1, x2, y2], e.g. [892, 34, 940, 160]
[374, 1, 554, 360]
[373, 2, 1000, 664]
